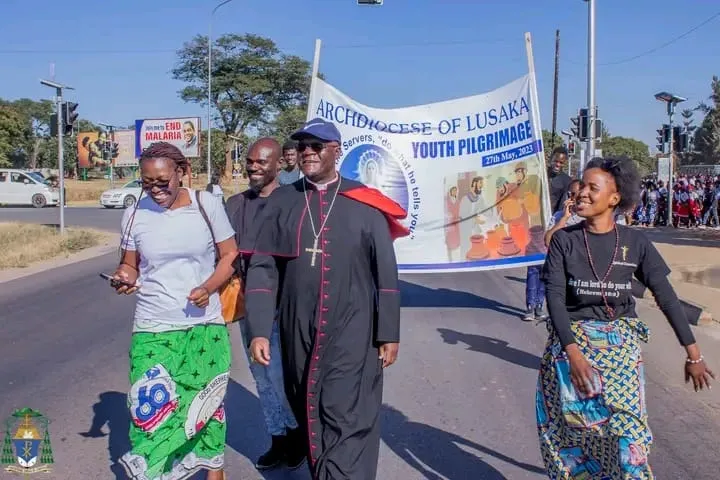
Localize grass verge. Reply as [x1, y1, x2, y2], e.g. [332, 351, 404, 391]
[0, 222, 106, 269]
[64, 175, 246, 204]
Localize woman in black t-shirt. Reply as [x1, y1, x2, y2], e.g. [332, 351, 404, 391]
[537, 157, 714, 479]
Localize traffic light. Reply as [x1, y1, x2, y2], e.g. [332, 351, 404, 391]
[61, 102, 78, 135]
[567, 141, 576, 156]
[579, 108, 589, 140]
[656, 127, 665, 153]
[672, 127, 689, 153]
[111, 142, 120, 159]
[594, 118, 603, 141]
[570, 115, 580, 138]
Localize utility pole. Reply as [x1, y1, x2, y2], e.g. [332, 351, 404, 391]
[41, 79, 74, 236]
[585, 0, 596, 161]
[550, 30, 560, 152]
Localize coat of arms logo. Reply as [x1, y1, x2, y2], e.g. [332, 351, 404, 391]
[1, 408, 54, 476]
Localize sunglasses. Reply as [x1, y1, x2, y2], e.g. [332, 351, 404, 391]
[141, 179, 173, 191]
[297, 141, 329, 154]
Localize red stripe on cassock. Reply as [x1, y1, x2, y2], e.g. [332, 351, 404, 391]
[339, 187, 411, 240]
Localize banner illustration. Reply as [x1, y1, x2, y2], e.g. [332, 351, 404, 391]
[307, 75, 550, 273]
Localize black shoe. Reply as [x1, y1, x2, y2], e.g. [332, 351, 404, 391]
[284, 428, 307, 470]
[256, 435, 286, 470]
[534, 305, 548, 321]
[522, 308, 535, 322]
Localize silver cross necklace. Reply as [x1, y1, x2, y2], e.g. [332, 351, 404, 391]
[303, 175, 342, 267]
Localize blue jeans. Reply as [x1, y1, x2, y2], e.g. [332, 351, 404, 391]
[238, 320, 298, 436]
[526, 265, 545, 309]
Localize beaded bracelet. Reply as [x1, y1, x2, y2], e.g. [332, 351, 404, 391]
[686, 356, 704, 364]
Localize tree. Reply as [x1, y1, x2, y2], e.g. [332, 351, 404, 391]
[541, 130, 564, 163]
[0, 105, 25, 167]
[694, 75, 720, 165]
[172, 33, 313, 176]
[600, 135, 654, 175]
[9, 98, 54, 169]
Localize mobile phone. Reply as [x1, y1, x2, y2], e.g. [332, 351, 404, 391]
[99, 273, 135, 287]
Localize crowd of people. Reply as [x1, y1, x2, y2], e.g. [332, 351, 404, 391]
[107, 121, 714, 480]
[629, 173, 720, 228]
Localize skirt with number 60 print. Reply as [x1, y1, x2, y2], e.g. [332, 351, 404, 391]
[119, 324, 230, 480]
[536, 317, 653, 479]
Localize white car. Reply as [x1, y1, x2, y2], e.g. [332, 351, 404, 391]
[0, 169, 59, 208]
[100, 179, 142, 209]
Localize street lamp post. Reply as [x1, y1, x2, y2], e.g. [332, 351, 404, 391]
[655, 91, 687, 227]
[40, 79, 74, 236]
[584, 0, 597, 161]
[207, 0, 235, 181]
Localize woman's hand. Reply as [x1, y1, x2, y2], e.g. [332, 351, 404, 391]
[112, 264, 139, 295]
[684, 344, 715, 392]
[566, 345, 597, 397]
[188, 286, 210, 308]
[685, 361, 714, 391]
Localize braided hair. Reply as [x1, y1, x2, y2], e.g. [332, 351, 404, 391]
[139, 142, 191, 186]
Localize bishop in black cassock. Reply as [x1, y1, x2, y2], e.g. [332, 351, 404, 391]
[243, 118, 408, 479]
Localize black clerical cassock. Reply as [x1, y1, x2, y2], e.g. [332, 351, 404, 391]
[243, 176, 408, 480]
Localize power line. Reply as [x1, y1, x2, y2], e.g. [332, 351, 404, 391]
[568, 10, 720, 66]
[4, 9, 716, 62]
[0, 38, 513, 55]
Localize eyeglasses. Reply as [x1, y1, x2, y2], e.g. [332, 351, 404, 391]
[297, 141, 329, 154]
[141, 179, 172, 191]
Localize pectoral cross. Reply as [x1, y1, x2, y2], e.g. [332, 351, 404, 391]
[305, 237, 323, 267]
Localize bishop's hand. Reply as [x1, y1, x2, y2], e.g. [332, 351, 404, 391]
[250, 338, 271, 366]
[379, 342, 399, 368]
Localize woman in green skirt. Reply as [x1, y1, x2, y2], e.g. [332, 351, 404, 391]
[111, 142, 237, 480]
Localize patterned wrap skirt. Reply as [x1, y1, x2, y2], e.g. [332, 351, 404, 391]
[536, 318, 654, 479]
[119, 324, 231, 480]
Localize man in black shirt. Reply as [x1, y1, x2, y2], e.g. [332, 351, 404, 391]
[523, 147, 571, 321]
[226, 138, 304, 471]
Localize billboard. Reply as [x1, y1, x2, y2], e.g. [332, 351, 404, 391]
[135, 117, 201, 158]
[77, 129, 136, 169]
[307, 75, 550, 273]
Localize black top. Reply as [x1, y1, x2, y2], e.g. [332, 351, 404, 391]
[225, 189, 268, 277]
[547, 169, 572, 214]
[542, 223, 695, 347]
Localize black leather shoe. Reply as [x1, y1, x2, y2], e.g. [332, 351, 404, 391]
[255, 435, 286, 470]
[284, 428, 307, 470]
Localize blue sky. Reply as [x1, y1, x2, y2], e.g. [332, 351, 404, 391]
[1, 0, 717, 151]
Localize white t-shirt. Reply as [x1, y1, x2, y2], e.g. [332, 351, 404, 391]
[121, 189, 235, 330]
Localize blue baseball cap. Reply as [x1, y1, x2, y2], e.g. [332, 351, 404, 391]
[290, 117, 341, 143]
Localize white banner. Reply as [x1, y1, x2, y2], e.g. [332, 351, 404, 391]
[135, 117, 201, 158]
[307, 75, 551, 273]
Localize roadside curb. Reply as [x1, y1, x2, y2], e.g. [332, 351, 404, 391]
[634, 280, 716, 327]
[0, 233, 120, 285]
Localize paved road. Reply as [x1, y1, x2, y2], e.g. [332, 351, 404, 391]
[2, 256, 720, 479]
[2, 209, 720, 479]
[0, 206, 124, 232]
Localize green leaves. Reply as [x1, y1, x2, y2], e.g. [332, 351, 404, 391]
[172, 33, 313, 138]
[0, 105, 25, 167]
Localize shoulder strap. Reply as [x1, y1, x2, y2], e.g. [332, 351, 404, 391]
[195, 190, 220, 262]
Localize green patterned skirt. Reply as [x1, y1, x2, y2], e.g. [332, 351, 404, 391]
[119, 324, 231, 480]
[536, 318, 653, 479]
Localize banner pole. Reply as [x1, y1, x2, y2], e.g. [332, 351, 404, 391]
[524, 32, 553, 227]
[306, 38, 322, 122]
